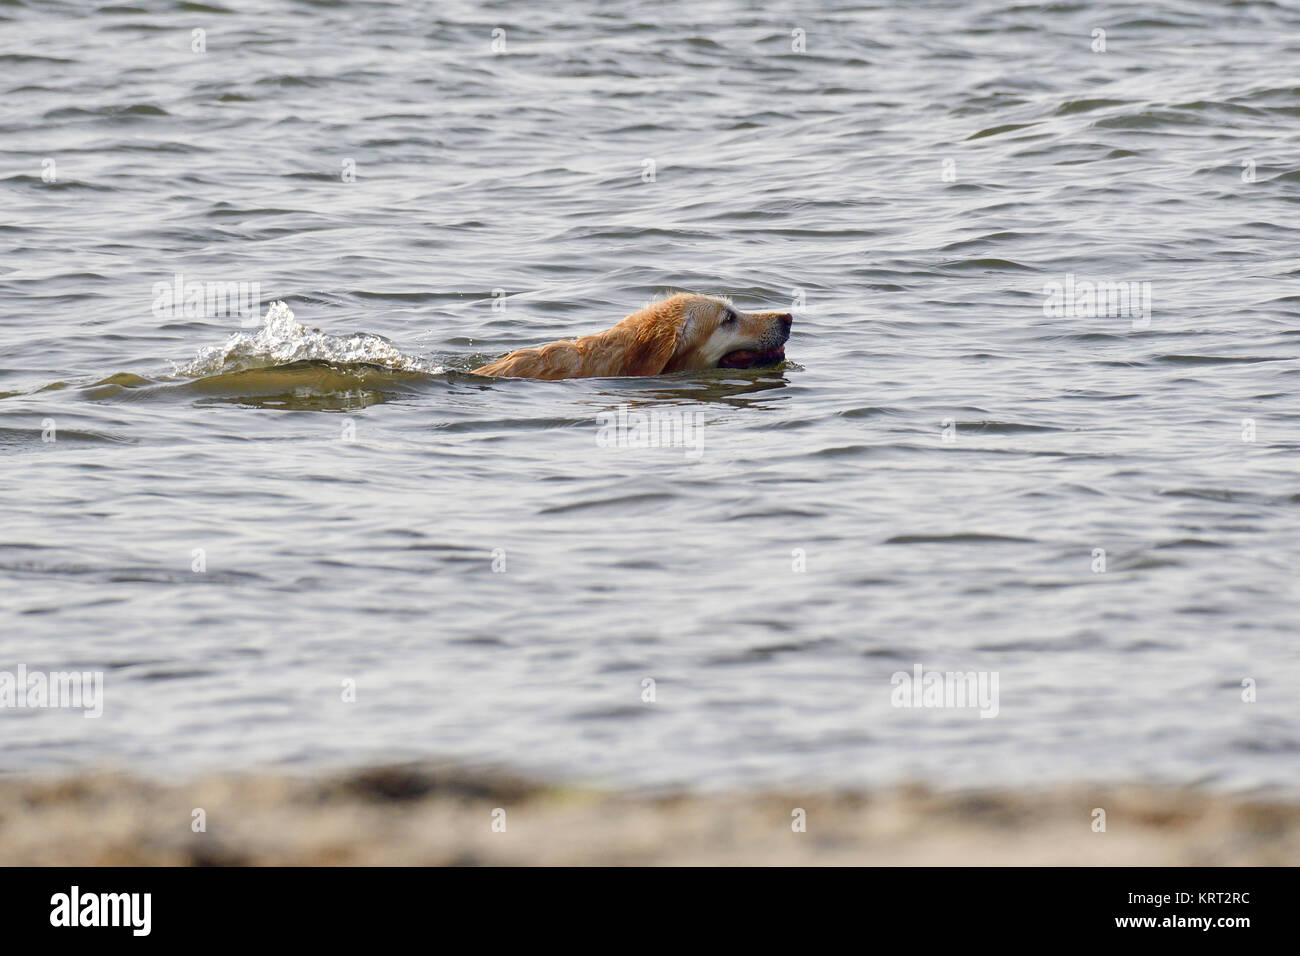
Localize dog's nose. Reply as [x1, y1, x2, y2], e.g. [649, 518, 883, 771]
[778, 313, 793, 333]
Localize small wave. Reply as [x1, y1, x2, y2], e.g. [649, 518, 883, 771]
[884, 533, 1034, 544]
[1052, 98, 1131, 116]
[965, 122, 1039, 141]
[175, 302, 442, 378]
[43, 104, 169, 121]
[1153, 354, 1286, 366]
[941, 257, 1034, 272]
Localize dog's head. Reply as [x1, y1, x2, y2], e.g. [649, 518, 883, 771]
[620, 293, 793, 375]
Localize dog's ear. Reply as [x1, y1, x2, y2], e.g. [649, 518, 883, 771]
[621, 322, 681, 376]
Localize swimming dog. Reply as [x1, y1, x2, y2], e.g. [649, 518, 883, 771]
[472, 293, 792, 379]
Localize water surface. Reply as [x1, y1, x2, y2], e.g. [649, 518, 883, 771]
[2, 0, 1299, 793]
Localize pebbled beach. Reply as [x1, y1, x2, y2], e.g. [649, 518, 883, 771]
[3, 766, 1296, 866]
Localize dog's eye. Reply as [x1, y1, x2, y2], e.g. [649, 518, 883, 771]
[722, 309, 738, 325]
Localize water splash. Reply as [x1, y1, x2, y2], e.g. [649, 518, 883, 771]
[175, 302, 441, 378]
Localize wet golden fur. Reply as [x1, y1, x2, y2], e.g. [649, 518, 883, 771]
[472, 293, 792, 380]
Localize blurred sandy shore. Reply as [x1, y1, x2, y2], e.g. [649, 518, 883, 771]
[2, 765, 1296, 865]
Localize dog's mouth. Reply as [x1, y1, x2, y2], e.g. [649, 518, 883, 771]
[717, 346, 786, 369]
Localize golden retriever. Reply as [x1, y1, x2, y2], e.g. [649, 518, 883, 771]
[472, 293, 792, 379]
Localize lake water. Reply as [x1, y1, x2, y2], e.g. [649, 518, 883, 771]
[2, 0, 1298, 794]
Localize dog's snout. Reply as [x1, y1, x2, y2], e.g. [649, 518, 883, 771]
[777, 313, 793, 336]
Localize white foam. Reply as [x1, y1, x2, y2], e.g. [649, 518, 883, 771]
[175, 302, 440, 377]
